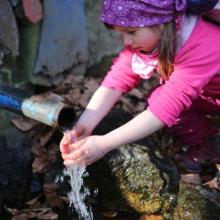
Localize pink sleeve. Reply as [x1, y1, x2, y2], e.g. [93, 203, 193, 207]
[148, 19, 220, 127]
[101, 48, 140, 93]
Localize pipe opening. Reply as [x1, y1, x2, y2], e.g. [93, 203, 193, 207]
[57, 107, 76, 130]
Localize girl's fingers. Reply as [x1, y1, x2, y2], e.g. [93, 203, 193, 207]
[62, 147, 86, 161]
[60, 130, 78, 153]
[64, 158, 85, 166]
[60, 137, 70, 153]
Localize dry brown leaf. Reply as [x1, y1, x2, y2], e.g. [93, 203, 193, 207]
[26, 213, 38, 218]
[60, 73, 83, 87]
[44, 191, 63, 207]
[120, 97, 135, 112]
[32, 207, 50, 212]
[11, 214, 28, 220]
[47, 144, 59, 162]
[180, 174, 201, 185]
[31, 144, 45, 157]
[59, 196, 69, 204]
[36, 212, 58, 220]
[11, 116, 38, 131]
[5, 207, 20, 215]
[39, 128, 56, 147]
[140, 215, 163, 220]
[101, 210, 118, 218]
[65, 89, 82, 103]
[43, 183, 58, 193]
[25, 194, 42, 206]
[33, 208, 51, 217]
[129, 88, 144, 99]
[133, 102, 145, 113]
[43, 183, 63, 207]
[30, 92, 64, 102]
[32, 158, 51, 173]
[78, 93, 91, 108]
[84, 78, 99, 93]
[203, 176, 220, 190]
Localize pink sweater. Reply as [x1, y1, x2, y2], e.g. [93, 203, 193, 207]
[101, 17, 220, 127]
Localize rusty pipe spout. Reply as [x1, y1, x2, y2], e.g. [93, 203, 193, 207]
[0, 83, 76, 129]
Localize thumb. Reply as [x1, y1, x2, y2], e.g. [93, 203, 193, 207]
[60, 132, 72, 153]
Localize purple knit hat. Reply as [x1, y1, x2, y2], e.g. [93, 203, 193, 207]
[100, 0, 188, 27]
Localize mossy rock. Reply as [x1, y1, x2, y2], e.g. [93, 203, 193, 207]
[86, 108, 179, 219]
[173, 183, 220, 220]
[86, 108, 220, 219]
[47, 108, 220, 219]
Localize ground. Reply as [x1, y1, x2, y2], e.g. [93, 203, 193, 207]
[3, 72, 220, 220]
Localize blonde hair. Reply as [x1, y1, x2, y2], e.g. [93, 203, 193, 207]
[157, 20, 176, 80]
[104, 20, 177, 80]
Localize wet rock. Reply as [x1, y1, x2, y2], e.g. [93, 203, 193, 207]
[85, 0, 122, 66]
[34, 0, 88, 78]
[173, 183, 220, 220]
[87, 108, 179, 218]
[86, 109, 220, 219]
[46, 108, 220, 219]
[0, 127, 32, 211]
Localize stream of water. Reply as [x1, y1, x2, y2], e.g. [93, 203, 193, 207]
[63, 130, 93, 220]
[64, 165, 93, 220]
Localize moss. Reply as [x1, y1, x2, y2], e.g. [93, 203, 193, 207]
[173, 184, 220, 220]
[15, 20, 41, 83]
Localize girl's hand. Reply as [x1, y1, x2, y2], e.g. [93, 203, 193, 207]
[62, 135, 112, 166]
[59, 124, 92, 154]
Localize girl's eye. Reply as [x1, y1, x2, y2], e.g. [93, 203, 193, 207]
[127, 30, 135, 34]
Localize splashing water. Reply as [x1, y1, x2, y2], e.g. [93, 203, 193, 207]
[63, 130, 93, 220]
[64, 165, 93, 220]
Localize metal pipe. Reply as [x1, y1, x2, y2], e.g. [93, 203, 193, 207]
[0, 83, 76, 129]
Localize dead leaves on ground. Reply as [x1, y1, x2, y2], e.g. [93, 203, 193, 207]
[6, 207, 58, 220]
[181, 163, 220, 188]
[6, 182, 68, 220]
[9, 73, 220, 217]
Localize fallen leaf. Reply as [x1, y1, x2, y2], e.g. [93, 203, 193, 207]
[11, 213, 28, 220]
[25, 194, 42, 206]
[140, 215, 163, 220]
[34, 208, 51, 217]
[180, 174, 201, 185]
[5, 207, 20, 215]
[44, 191, 63, 207]
[101, 210, 118, 218]
[203, 177, 219, 189]
[43, 183, 58, 193]
[39, 128, 56, 147]
[30, 92, 64, 102]
[129, 88, 144, 99]
[32, 158, 51, 173]
[59, 196, 69, 204]
[36, 212, 58, 219]
[11, 116, 38, 131]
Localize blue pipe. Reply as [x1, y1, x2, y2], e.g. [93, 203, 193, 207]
[0, 83, 76, 128]
[0, 83, 27, 113]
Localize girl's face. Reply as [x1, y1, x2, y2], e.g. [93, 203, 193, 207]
[114, 26, 162, 53]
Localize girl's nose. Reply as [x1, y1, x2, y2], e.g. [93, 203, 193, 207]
[122, 34, 133, 46]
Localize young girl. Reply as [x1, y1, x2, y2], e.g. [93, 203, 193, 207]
[60, 0, 220, 173]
